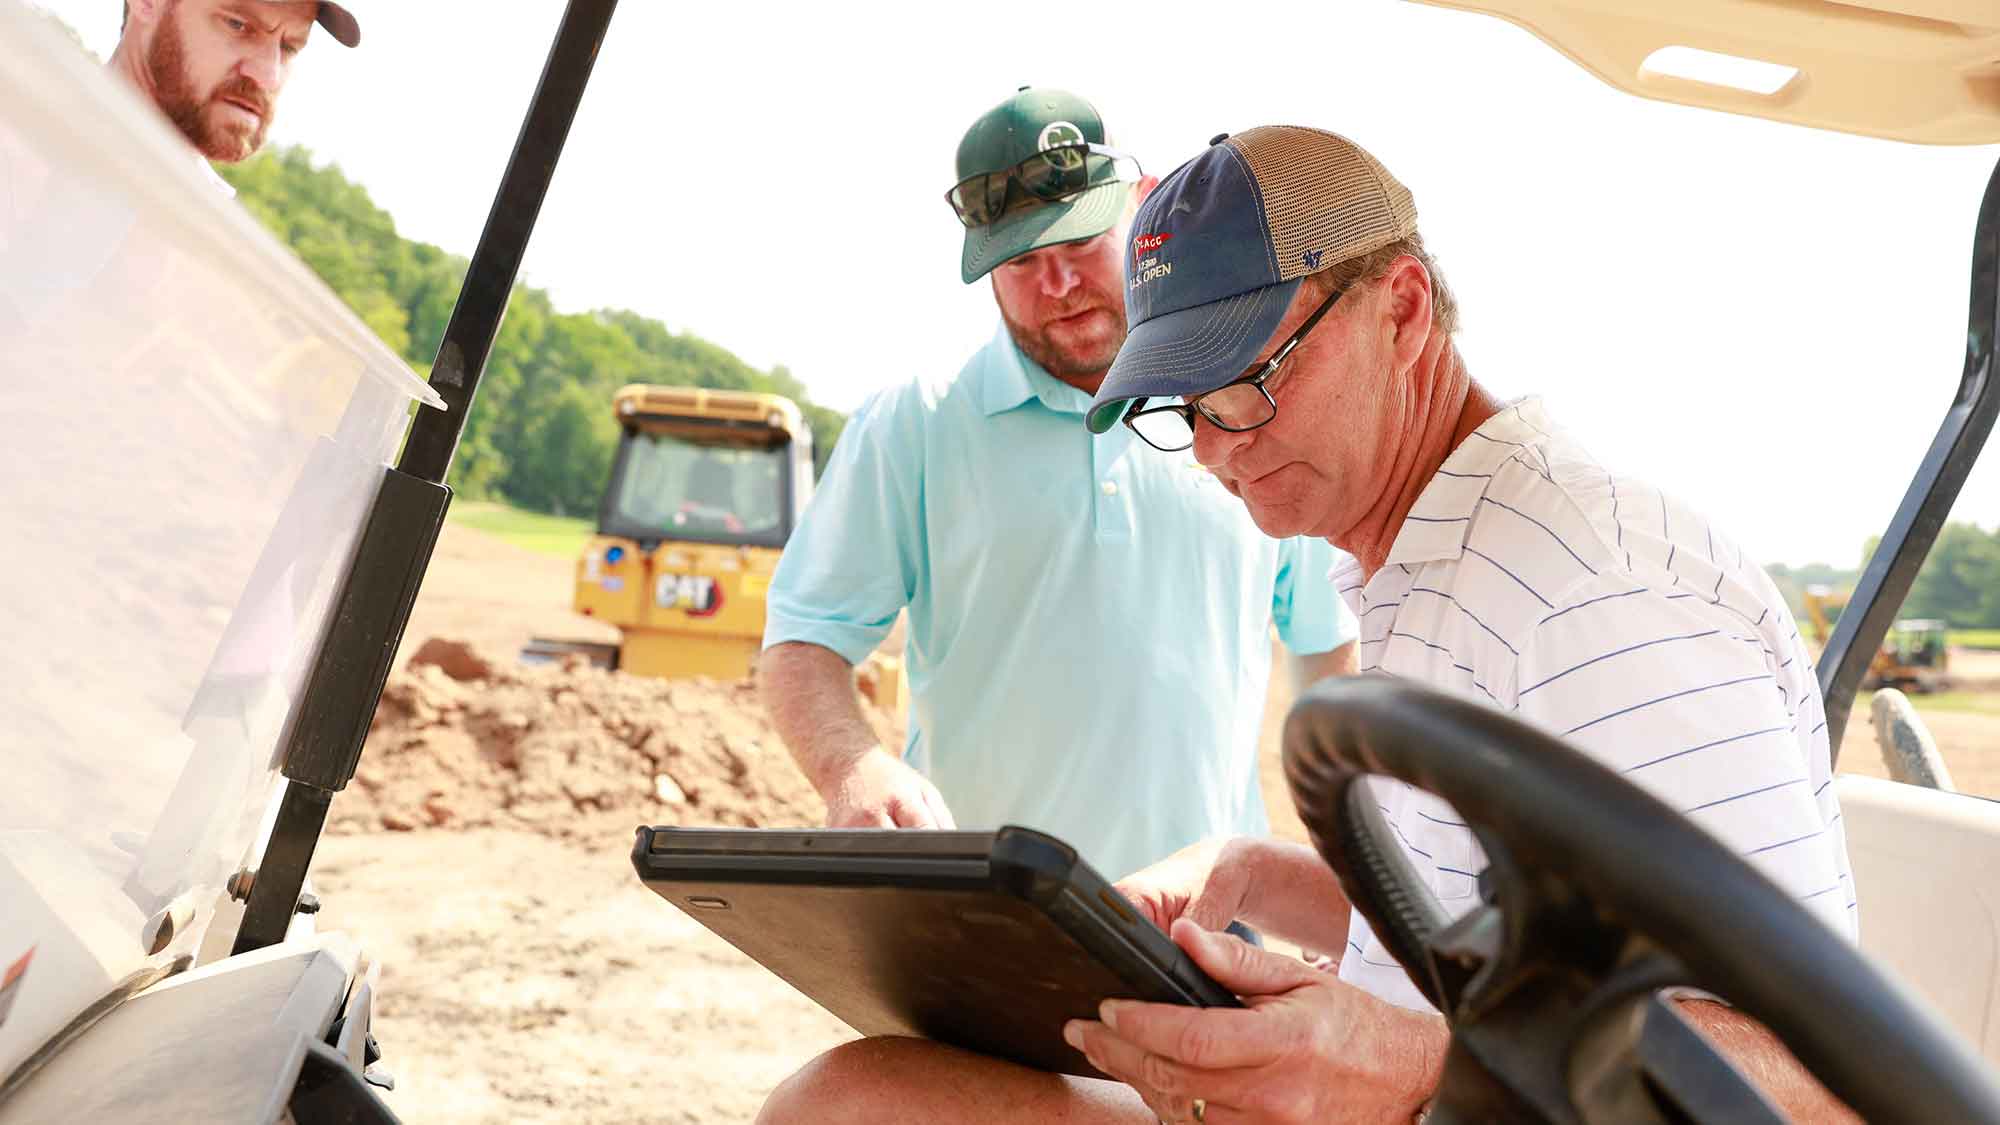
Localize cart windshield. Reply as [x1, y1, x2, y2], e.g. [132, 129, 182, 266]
[0, 8, 437, 1087]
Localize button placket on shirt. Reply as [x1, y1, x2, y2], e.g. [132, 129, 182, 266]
[1091, 426, 1135, 542]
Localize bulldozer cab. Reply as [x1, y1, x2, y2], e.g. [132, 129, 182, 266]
[1886, 618, 1951, 670]
[595, 385, 814, 551]
[1804, 586, 1955, 691]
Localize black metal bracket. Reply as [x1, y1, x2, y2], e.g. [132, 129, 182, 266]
[232, 0, 619, 955]
[1821, 154, 2000, 755]
[285, 469, 451, 791]
[291, 1040, 402, 1125]
[397, 0, 619, 485]
[233, 467, 447, 954]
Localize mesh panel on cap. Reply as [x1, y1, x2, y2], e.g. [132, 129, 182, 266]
[1230, 126, 1418, 282]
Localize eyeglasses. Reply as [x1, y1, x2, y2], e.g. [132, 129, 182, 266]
[945, 143, 1141, 228]
[1122, 285, 1346, 452]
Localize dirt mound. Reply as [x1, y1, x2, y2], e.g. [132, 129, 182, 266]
[407, 636, 500, 683]
[329, 639, 897, 839]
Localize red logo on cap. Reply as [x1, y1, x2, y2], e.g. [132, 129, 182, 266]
[1133, 232, 1173, 259]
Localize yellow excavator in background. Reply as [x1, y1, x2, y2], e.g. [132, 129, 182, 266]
[1803, 585, 1951, 693]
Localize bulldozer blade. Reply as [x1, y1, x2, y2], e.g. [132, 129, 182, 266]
[520, 638, 621, 669]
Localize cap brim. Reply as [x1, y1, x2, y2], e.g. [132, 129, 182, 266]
[1085, 278, 1301, 433]
[960, 181, 1125, 284]
[318, 3, 360, 47]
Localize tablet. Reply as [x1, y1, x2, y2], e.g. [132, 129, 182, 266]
[630, 824, 1242, 1078]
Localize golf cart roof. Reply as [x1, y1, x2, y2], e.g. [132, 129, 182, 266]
[1414, 5, 2000, 744]
[1416, 0, 2000, 144]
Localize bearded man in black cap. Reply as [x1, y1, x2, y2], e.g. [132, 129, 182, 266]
[109, 0, 359, 164]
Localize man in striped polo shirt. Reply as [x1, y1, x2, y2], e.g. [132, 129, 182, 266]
[1074, 126, 1855, 1121]
[756, 126, 1858, 1124]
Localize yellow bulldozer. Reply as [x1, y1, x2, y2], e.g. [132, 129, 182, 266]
[1803, 585, 1950, 693]
[527, 383, 906, 705]
[528, 384, 814, 679]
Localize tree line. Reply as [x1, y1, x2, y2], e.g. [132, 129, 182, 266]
[1769, 520, 2000, 631]
[218, 146, 846, 517]
[221, 148, 1998, 629]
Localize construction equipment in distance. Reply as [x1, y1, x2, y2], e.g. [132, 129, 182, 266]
[1803, 585, 1950, 693]
[548, 384, 815, 679]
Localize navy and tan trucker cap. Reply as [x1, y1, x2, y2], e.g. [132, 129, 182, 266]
[1085, 126, 1418, 433]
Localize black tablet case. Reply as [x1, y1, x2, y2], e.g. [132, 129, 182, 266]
[631, 825, 1241, 1078]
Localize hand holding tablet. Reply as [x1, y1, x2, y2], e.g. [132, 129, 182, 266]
[632, 825, 1242, 1078]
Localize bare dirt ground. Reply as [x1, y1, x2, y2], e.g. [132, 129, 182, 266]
[315, 523, 2000, 1122]
[316, 524, 864, 1123]
[312, 830, 850, 1123]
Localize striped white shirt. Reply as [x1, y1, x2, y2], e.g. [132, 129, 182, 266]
[1334, 399, 1855, 1011]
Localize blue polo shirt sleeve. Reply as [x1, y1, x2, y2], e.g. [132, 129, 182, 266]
[762, 388, 924, 666]
[1272, 535, 1357, 655]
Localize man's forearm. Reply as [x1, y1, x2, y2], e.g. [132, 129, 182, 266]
[1298, 640, 1359, 686]
[758, 641, 883, 796]
[1235, 838, 1356, 954]
[1678, 1000, 1859, 1122]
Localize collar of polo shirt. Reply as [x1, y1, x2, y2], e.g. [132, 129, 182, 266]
[1386, 397, 1561, 568]
[979, 326, 1096, 418]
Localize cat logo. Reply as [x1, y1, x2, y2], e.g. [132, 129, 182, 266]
[656, 573, 724, 617]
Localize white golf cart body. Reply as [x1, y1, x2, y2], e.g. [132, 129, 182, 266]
[0, 3, 436, 1118]
[1, 0, 1997, 1119]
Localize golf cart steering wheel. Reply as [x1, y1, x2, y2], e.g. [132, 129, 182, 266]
[1281, 678, 2000, 1124]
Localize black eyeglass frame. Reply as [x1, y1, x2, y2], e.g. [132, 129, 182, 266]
[1121, 284, 1347, 452]
[944, 142, 1142, 229]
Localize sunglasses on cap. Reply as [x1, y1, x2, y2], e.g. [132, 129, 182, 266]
[945, 143, 1141, 228]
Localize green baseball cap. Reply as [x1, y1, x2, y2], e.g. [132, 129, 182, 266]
[954, 87, 1129, 284]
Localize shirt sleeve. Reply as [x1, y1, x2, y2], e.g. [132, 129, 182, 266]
[761, 388, 924, 666]
[1511, 581, 1852, 934]
[1272, 536, 1360, 656]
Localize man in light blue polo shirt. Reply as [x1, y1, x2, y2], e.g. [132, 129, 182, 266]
[758, 88, 1358, 883]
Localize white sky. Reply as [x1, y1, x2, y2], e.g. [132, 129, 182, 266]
[39, 0, 2000, 567]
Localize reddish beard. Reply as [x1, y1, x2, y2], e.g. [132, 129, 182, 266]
[147, 4, 273, 162]
[998, 283, 1129, 382]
